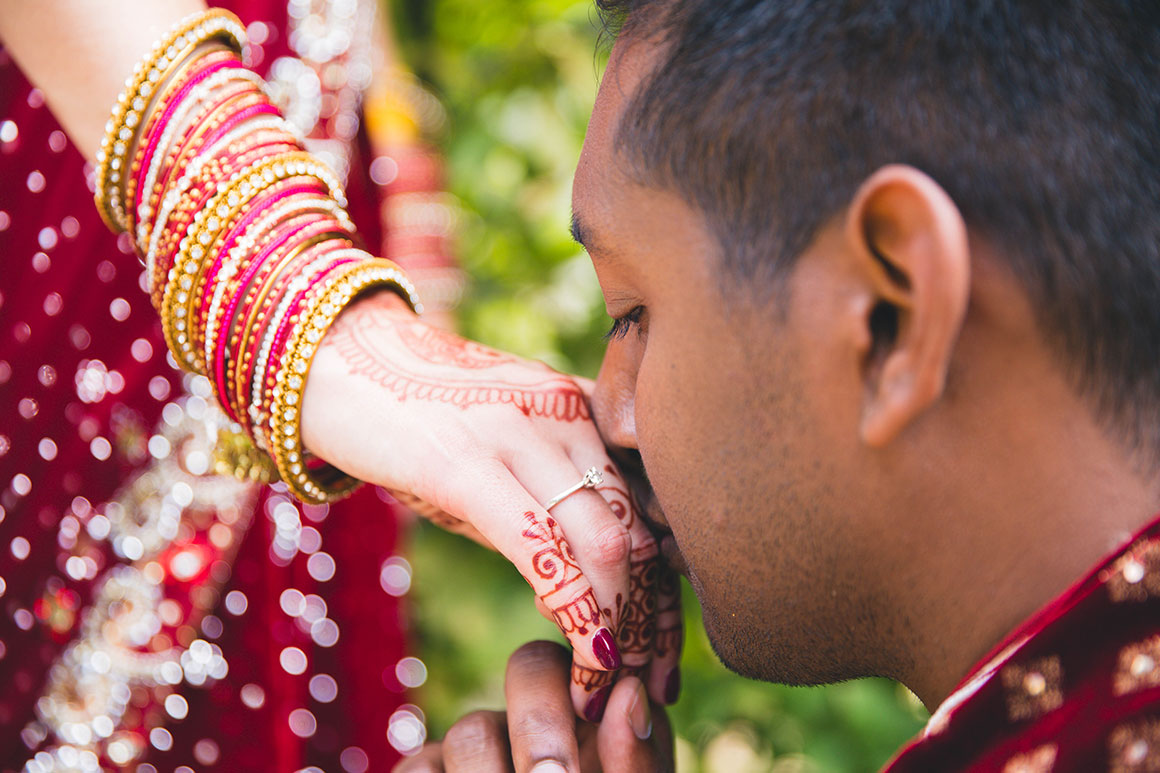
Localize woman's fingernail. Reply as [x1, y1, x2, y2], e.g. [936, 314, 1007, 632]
[530, 762, 568, 773]
[664, 667, 681, 704]
[584, 684, 612, 723]
[627, 680, 653, 740]
[592, 628, 621, 670]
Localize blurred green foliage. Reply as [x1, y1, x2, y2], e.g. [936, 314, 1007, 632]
[388, 0, 929, 769]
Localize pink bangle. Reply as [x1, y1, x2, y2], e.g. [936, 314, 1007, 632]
[142, 81, 264, 222]
[213, 214, 347, 419]
[251, 247, 360, 437]
[132, 58, 236, 215]
[193, 180, 327, 369]
[229, 226, 352, 426]
[152, 138, 298, 298]
[211, 214, 319, 418]
[202, 102, 280, 149]
[197, 180, 327, 333]
[200, 193, 343, 378]
[255, 251, 362, 445]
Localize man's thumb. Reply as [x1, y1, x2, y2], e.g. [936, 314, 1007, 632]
[596, 676, 673, 772]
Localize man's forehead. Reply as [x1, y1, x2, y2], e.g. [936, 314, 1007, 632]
[590, 34, 657, 150]
[572, 35, 659, 258]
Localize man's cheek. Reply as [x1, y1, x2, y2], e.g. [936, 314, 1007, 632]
[632, 370, 671, 497]
[635, 385, 691, 521]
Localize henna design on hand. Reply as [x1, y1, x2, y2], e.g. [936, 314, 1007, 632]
[327, 300, 590, 421]
[396, 322, 518, 369]
[571, 467, 663, 712]
[596, 469, 659, 662]
[653, 564, 683, 659]
[616, 553, 658, 657]
[522, 511, 603, 639]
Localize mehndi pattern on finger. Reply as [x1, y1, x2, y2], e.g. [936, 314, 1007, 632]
[522, 511, 606, 641]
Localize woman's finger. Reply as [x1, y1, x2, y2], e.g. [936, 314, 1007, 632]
[390, 489, 496, 549]
[504, 641, 583, 773]
[566, 466, 660, 718]
[533, 595, 552, 620]
[592, 466, 659, 668]
[509, 451, 633, 660]
[571, 660, 618, 723]
[448, 459, 619, 674]
[647, 564, 683, 705]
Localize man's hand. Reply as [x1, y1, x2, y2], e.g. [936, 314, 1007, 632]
[395, 641, 674, 773]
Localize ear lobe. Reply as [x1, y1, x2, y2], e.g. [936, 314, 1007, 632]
[845, 164, 971, 447]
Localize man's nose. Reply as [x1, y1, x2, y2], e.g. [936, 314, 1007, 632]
[593, 342, 639, 454]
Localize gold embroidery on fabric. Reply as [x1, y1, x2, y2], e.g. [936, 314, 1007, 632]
[1003, 743, 1058, 773]
[1109, 717, 1160, 772]
[1114, 635, 1160, 697]
[21, 382, 259, 770]
[1106, 537, 1160, 603]
[1001, 656, 1064, 722]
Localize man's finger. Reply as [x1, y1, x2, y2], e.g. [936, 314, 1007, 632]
[596, 676, 674, 773]
[442, 711, 514, 773]
[504, 641, 583, 773]
[393, 742, 445, 773]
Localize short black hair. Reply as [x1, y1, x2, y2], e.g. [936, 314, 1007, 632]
[595, 0, 1160, 456]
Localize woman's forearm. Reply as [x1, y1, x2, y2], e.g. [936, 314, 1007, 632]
[0, 0, 206, 158]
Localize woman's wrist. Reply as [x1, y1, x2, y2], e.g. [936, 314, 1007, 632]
[299, 290, 414, 481]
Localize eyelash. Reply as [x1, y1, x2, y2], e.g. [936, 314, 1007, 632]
[605, 306, 644, 340]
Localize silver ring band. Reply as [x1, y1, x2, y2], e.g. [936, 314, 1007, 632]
[544, 467, 604, 511]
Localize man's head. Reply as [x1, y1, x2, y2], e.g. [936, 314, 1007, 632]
[578, 0, 1160, 702]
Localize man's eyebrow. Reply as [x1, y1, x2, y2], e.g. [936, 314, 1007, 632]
[570, 212, 588, 249]
[572, 210, 623, 266]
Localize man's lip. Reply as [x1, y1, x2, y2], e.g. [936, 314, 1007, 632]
[618, 470, 683, 572]
[660, 534, 688, 576]
[629, 479, 668, 531]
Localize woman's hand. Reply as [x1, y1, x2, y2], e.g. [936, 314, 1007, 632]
[301, 292, 680, 715]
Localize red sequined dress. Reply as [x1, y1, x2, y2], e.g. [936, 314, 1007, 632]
[0, 1, 460, 769]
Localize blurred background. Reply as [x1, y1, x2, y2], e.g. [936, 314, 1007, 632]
[385, 0, 929, 769]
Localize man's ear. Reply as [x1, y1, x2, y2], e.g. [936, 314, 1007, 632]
[844, 164, 970, 447]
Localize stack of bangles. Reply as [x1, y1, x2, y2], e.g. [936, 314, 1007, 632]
[93, 8, 422, 503]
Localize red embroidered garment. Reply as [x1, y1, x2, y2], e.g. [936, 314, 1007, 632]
[0, 1, 457, 769]
[885, 517, 1160, 772]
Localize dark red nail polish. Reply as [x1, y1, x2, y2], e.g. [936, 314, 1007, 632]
[584, 685, 612, 723]
[592, 627, 621, 670]
[664, 667, 681, 704]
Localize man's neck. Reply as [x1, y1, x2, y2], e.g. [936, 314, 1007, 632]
[895, 382, 1160, 709]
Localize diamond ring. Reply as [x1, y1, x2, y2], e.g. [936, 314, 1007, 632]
[544, 467, 604, 511]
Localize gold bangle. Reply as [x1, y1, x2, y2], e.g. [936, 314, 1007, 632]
[230, 232, 353, 419]
[94, 8, 246, 233]
[269, 258, 422, 503]
[160, 151, 344, 374]
[149, 134, 299, 307]
[132, 72, 261, 240]
[190, 181, 345, 370]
